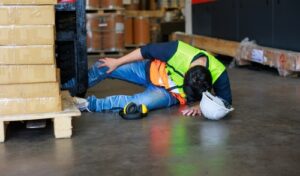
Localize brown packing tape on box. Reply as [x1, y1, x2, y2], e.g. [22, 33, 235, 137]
[0, 64, 57, 84]
[0, 0, 57, 5]
[0, 25, 54, 45]
[0, 45, 55, 64]
[56, 68, 61, 84]
[0, 82, 60, 98]
[0, 6, 55, 25]
[0, 95, 62, 115]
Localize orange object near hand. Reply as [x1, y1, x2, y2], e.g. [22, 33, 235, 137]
[149, 59, 187, 105]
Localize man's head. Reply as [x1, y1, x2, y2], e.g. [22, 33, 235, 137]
[183, 66, 212, 102]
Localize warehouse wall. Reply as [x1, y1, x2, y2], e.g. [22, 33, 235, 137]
[192, 0, 300, 52]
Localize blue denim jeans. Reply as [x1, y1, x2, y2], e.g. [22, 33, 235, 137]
[63, 60, 179, 112]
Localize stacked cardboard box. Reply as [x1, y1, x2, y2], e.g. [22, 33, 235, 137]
[0, 0, 62, 115]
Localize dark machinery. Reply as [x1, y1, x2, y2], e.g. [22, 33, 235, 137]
[55, 0, 88, 96]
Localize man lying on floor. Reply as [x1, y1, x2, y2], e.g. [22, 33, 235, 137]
[62, 40, 232, 117]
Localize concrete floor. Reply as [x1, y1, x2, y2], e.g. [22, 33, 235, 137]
[1, 64, 300, 176]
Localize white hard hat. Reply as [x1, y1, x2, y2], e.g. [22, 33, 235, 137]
[200, 91, 234, 120]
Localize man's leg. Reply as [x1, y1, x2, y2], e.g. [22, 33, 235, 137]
[87, 84, 179, 112]
[61, 61, 109, 89]
[62, 60, 149, 89]
[107, 60, 149, 86]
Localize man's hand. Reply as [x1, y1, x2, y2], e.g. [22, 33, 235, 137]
[98, 57, 120, 73]
[181, 104, 201, 117]
[97, 48, 144, 74]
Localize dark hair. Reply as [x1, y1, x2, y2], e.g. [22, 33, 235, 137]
[183, 65, 212, 102]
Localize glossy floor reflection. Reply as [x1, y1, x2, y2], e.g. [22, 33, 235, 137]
[0, 66, 300, 176]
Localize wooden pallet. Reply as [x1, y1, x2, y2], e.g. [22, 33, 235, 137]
[171, 32, 300, 77]
[0, 91, 81, 142]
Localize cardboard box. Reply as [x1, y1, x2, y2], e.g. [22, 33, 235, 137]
[0, 0, 57, 5]
[0, 45, 55, 64]
[0, 64, 57, 84]
[0, 6, 55, 25]
[0, 82, 60, 98]
[0, 95, 62, 115]
[0, 25, 54, 45]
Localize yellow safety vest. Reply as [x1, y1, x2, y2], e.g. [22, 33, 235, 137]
[150, 41, 226, 103]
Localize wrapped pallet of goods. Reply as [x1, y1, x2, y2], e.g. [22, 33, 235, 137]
[0, 5, 55, 25]
[0, 45, 55, 65]
[87, 13, 125, 52]
[86, 0, 125, 55]
[0, 65, 58, 84]
[99, 13, 124, 51]
[0, 25, 55, 45]
[0, 0, 61, 115]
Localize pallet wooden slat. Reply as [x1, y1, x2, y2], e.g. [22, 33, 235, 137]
[171, 32, 239, 57]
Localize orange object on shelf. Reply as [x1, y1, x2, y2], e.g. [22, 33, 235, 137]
[124, 16, 134, 45]
[101, 31, 124, 51]
[134, 16, 150, 45]
[100, 0, 123, 9]
[86, 13, 124, 51]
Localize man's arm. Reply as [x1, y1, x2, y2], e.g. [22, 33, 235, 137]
[99, 41, 179, 73]
[99, 48, 144, 73]
[213, 71, 232, 104]
[140, 41, 178, 62]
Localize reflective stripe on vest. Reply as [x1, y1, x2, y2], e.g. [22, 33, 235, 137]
[149, 59, 187, 104]
[149, 59, 169, 88]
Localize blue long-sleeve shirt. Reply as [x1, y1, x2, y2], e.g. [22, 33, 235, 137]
[140, 41, 232, 104]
